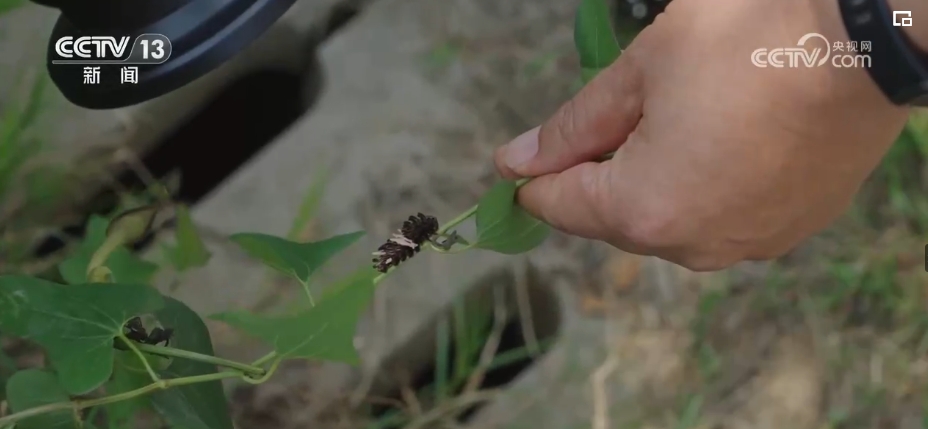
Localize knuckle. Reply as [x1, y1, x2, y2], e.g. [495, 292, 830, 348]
[552, 98, 581, 145]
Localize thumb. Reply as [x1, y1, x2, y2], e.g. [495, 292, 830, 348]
[494, 55, 644, 179]
[515, 160, 641, 250]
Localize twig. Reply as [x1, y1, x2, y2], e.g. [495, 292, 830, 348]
[592, 257, 623, 429]
[474, 384, 549, 429]
[402, 390, 499, 429]
[399, 370, 424, 417]
[364, 395, 408, 410]
[590, 355, 619, 429]
[514, 258, 540, 356]
[463, 284, 508, 393]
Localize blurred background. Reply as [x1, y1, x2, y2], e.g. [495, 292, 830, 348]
[1, 0, 927, 428]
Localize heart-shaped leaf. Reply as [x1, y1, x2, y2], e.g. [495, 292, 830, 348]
[162, 205, 211, 272]
[475, 181, 550, 254]
[5, 369, 76, 429]
[230, 231, 365, 284]
[150, 297, 233, 429]
[211, 269, 376, 364]
[574, 0, 621, 83]
[58, 216, 159, 285]
[0, 275, 164, 394]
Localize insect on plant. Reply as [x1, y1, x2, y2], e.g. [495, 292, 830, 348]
[112, 317, 174, 351]
[0, 1, 622, 428]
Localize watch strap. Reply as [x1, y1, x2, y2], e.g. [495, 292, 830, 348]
[838, 0, 928, 106]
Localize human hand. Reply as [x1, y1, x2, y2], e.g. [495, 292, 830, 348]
[494, 0, 910, 271]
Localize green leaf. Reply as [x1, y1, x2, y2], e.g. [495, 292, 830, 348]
[229, 231, 365, 284]
[475, 181, 551, 254]
[163, 205, 211, 272]
[580, 68, 601, 84]
[288, 167, 329, 241]
[5, 369, 76, 429]
[211, 269, 376, 364]
[574, 0, 621, 83]
[0, 276, 164, 394]
[150, 297, 233, 429]
[105, 353, 153, 429]
[58, 216, 159, 285]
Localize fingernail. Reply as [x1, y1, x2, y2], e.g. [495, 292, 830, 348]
[504, 127, 540, 169]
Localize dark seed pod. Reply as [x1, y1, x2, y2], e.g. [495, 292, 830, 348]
[373, 213, 439, 273]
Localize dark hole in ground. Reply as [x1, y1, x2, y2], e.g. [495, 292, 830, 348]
[364, 270, 562, 428]
[30, 69, 306, 260]
[388, 318, 547, 424]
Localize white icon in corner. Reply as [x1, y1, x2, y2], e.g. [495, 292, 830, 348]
[893, 11, 913, 26]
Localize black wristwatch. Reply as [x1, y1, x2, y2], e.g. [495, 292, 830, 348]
[839, 0, 928, 106]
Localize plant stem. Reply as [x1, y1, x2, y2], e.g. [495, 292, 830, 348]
[85, 233, 124, 278]
[0, 371, 242, 427]
[251, 351, 278, 367]
[240, 357, 282, 384]
[119, 334, 160, 383]
[135, 343, 266, 377]
[298, 279, 316, 307]
[426, 242, 475, 254]
[436, 205, 478, 236]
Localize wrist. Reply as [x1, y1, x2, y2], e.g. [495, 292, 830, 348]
[806, 0, 907, 112]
